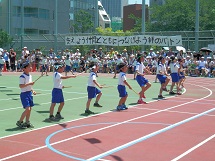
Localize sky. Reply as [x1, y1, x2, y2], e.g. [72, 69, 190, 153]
[128, 0, 150, 5]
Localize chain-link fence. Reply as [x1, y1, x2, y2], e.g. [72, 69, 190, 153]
[11, 30, 215, 54]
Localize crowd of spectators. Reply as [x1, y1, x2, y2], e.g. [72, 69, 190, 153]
[0, 46, 215, 77]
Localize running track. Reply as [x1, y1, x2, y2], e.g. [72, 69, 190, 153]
[0, 76, 215, 161]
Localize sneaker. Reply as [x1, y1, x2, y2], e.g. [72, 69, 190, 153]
[85, 110, 95, 114]
[169, 91, 176, 95]
[116, 105, 125, 111]
[116, 105, 122, 111]
[48, 116, 56, 121]
[158, 95, 165, 99]
[162, 88, 169, 92]
[93, 103, 102, 107]
[55, 113, 64, 119]
[122, 104, 128, 110]
[16, 121, 27, 129]
[24, 121, 34, 128]
[137, 99, 147, 104]
[177, 92, 182, 95]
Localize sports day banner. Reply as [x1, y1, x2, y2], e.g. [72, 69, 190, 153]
[65, 35, 182, 47]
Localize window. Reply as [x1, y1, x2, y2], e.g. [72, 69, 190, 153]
[39, 30, 49, 34]
[98, 5, 104, 11]
[25, 29, 38, 35]
[69, 13, 74, 20]
[24, 7, 38, 18]
[102, 15, 109, 20]
[39, 9, 49, 19]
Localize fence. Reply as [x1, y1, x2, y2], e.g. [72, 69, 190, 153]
[10, 30, 215, 53]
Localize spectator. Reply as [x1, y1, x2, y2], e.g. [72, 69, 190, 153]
[9, 48, 16, 71]
[3, 49, 10, 71]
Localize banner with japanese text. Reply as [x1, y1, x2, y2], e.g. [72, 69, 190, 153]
[65, 35, 182, 46]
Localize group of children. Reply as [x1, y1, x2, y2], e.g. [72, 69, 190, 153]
[16, 54, 185, 129]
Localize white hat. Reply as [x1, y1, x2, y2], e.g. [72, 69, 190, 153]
[150, 48, 153, 50]
[23, 46, 27, 49]
[146, 56, 152, 59]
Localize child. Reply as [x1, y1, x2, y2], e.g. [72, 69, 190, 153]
[0, 56, 5, 76]
[116, 63, 132, 110]
[85, 62, 103, 114]
[16, 61, 36, 128]
[178, 58, 186, 90]
[135, 53, 152, 104]
[65, 55, 74, 76]
[168, 56, 181, 95]
[48, 62, 77, 121]
[113, 53, 124, 78]
[156, 56, 170, 99]
[41, 55, 48, 76]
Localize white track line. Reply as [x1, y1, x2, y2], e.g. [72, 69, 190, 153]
[171, 133, 215, 161]
[0, 84, 211, 160]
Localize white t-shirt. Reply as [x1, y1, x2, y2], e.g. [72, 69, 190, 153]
[0, 58, 5, 64]
[116, 58, 123, 65]
[136, 62, 146, 74]
[157, 63, 167, 75]
[118, 72, 126, 86]
[53, 72, 63, 89]
[65, 59, 72, 66]
[19, 73, 32, 92]
[169, 63, 179, 73]
[88, 72, 96, 87]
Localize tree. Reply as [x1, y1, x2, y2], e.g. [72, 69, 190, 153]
[149, 0, 215, 31]
[72, 10, 94, 33]
[0, 29, 13, 47]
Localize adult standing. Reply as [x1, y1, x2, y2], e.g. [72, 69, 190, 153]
[22, 46, 29, 57]
[9, 48, 16, 71]
[3, 49, 10, 71]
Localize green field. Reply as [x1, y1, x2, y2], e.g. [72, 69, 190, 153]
[0, 73, 163, 138]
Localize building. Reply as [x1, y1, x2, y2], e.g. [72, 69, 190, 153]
[150, 0, 166, 6]
[0, 0, 70, 36]
[123, 4, 149, 31]
[100, 0, 123, 19]
[111, 17, 123, 31]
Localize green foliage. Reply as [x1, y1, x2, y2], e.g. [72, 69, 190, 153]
[0, 29, 13, 47]
[149, 0, 215, 31]
[73, 10, 94, 33]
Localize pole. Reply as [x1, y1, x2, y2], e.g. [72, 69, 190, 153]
[94, 0, 98, 29]
[141, 0, 145, 52]
[21, 0, 24, 49]
[195, 0, 199, 52]
[54, 0, 58, 54]
[8, 0, 11, 35]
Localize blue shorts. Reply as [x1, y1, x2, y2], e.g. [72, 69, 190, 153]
[52, 88, 64, 103]
[87, 86, 101, 99]
[42, 65, 47, 71]
[157, 74, 167, 84]
[65, 65, 71, 72]
[136, 75, 149, 87]
[170, 73, 179, 83]
[20, 91, 34, 108]
[179, 72, 185, 79]
[197, 66, 204, 71]
[117, 85, 127, 97]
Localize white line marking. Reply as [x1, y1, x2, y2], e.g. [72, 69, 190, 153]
[0, 96, 87, 112]
[0, 85, 211, 160]
[171, 133, 215, 161]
